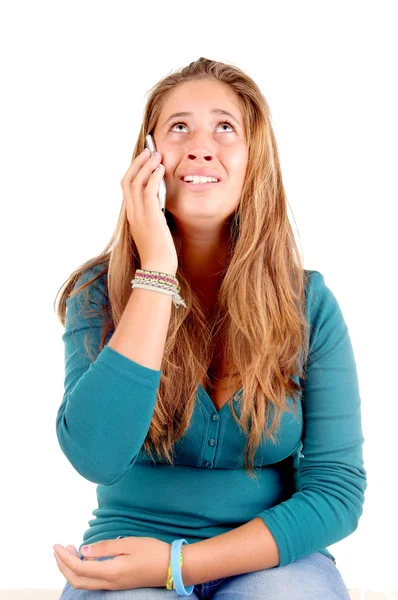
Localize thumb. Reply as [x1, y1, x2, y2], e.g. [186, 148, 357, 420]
[81, 539, 118, 558]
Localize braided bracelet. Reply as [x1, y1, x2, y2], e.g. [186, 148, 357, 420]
[132, 269, 187, 309]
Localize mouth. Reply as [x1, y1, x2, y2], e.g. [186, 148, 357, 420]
[179, 177, 221, 190]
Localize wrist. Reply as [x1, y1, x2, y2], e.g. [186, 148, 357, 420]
[180, 541, 199, 588]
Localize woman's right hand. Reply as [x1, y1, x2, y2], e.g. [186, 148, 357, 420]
[121, 148, 178, 275]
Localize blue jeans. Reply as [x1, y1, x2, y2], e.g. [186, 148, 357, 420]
[59, 551, 350, 599]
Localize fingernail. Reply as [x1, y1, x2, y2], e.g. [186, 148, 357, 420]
[141, 148, 149, 154]
[82, 545, 90, 554]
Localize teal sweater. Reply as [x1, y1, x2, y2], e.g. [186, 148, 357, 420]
[56, 268, 367, 568]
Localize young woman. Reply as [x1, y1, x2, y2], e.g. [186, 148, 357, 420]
[54, 57, 366, 599]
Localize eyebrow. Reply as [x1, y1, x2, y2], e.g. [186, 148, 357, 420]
[162, 108, 241, 128]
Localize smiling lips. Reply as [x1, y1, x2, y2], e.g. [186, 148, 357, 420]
[177, 169, 223, 190]
[179, 168, 222, 182]
[183, 176, 219, 185]
[180, 179, 220, 189]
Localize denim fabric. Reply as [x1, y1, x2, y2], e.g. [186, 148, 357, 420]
[58, 550, 350, 599]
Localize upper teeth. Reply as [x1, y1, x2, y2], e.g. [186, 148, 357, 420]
[183, 175, 219, 183]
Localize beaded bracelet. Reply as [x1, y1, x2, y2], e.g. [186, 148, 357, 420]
[166, 551, 182, 590]
[132, 269, 187, 308]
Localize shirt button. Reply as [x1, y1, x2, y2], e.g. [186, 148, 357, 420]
[208, 438, 216, 447]
[203, 460, 212, 467]
[211, 414, 219, 421]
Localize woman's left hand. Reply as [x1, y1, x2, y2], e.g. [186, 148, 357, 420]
[53, 537, 171, 590]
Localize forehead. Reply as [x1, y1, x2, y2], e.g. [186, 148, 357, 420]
[159, 80, 243, 121]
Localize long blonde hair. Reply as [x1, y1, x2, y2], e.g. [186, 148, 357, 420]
[55, 57, 311, 481]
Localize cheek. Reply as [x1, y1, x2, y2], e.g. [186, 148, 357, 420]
[227, 142, 248, 173]
[229, 155, 248, 180]
[159, 150, 179, 173]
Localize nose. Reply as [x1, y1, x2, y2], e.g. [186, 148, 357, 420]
[186, 150, 215, 162]
[182, 126, 218, 161]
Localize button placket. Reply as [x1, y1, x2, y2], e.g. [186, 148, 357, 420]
[201, 412, 221, 468]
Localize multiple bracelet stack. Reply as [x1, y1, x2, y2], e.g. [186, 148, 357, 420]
[131, 268, 187, 309]
[166, 539, 194, 595]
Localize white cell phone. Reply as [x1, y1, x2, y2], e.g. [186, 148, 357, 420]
[145, 134, 166, 213]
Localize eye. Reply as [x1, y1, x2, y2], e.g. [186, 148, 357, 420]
[169, 120, 235, 132]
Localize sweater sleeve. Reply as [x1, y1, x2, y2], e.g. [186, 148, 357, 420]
[56, 267, 162, 486]
[254, 270, 367, 567]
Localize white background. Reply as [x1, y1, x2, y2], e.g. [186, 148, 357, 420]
[1, 0, 396, 592]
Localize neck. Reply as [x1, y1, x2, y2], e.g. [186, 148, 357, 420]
[180, 237, 230, 279]
[169, 219, 233, 311]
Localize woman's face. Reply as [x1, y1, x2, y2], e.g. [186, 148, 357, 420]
[153, 80, 248, 226]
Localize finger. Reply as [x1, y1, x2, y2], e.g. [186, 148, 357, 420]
[121, 152, 161, 219]
[120, 148, 150, 183]
[54, 546, 119, 585]
[121, 150, 161, 190]
[54, 552, 114, 591]
[134, 153, 161, 189]
[66, 544, 80, 558]
[144, 163, 165, 212]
